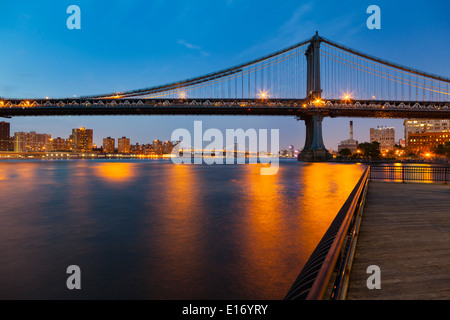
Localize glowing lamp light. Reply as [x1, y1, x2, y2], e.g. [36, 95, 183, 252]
[258, 90, 269, 99]
[178, 91, 187, 99]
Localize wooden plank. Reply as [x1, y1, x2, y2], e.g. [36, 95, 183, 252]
[346, 181, 450, 300]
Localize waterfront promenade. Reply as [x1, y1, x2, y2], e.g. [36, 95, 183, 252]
[346, 181, 450, 299]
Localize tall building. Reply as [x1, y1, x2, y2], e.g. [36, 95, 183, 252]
[103, 137, 115, 154]
[0, 121, 10, 151]
[72, 127, 93, 152]
[163, 140, 173, 154]
[152, 139, 163, 155]
[338, 121, 359, 153]
[404, 119, 450, 145]
[408, 132, 450, 153]
[370, 126, 395, 151]
[118, 137, 130, 154]
[14, 131, 52, 152]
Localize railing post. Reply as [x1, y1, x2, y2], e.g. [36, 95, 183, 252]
[445, 167, 448, 185]
[402, 166, 405, 183]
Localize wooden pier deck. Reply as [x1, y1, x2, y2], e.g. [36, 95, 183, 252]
[346, 181, 450, 300]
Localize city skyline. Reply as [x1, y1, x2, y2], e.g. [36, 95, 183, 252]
[4, 118, 410, 152]
[4, 119, 449, 153]
[1, 122, 395, 152]
[1, 1, 449, 151]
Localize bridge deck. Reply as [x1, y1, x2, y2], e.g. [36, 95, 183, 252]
[346, 181, 450, 300]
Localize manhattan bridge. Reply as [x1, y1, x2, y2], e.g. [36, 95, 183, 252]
[1, 32, 449, 161]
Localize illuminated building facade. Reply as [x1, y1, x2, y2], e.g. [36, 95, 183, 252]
[118, 137, 131, 154]
[370, 126, 395, 151]
[407, 132, 450, 153]
[72, 127, 93, 152]
[152, 139, 163, 155]
[163, 140, 173, 154]
[404, 119, 450, 145]
[103, 137, 115, 154]
[51, 137, 72, 151]
[14, 131, 52, 152]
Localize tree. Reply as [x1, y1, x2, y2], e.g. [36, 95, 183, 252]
[433, 141, 450, 158]
[357, 141, 381, 159]
[433, 144, 446, 156]
[339, 148, 352, 157]
[404, 146, 417, 157]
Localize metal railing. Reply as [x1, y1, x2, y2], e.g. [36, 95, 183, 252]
[370, 165, 449, 183]
[284, 167, 370, 300]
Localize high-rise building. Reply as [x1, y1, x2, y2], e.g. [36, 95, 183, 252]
[370, 126, 395, 151]
[103, 137, 115, 154]
[404, 119, 450, 145]
[338, 121, 359, 153]
[14, 131, 52, 152]
[152, 139, 163, 155]
[0, 121, 10, 151]
[72, 127, 93, 152]
[118, 137, 130, 154]
[163, 140, 173, 154]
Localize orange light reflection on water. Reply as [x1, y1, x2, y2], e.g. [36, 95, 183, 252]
[95, 162, 136, 182]
[236, 162, 366, 298]
[144, 164, 206, 298]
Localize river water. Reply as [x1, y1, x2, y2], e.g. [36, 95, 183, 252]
[0, 159, 366, 299]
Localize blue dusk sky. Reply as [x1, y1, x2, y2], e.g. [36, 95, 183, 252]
[0, 0, 449, 150]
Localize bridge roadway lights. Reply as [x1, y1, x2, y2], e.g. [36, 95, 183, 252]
[297, 113, 332, 162]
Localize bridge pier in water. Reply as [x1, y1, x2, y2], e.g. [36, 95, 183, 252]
[297, 114, 332, 162]
[298, 32, 332, 162]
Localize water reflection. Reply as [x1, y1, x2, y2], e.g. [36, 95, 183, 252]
[95, 162, 136, 182]
[0, 160, 367, 299]
[144, 163, 207, 299]
[298, 163, 365, 248]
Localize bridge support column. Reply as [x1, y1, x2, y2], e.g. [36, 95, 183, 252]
[297, 114, 332, 162]
[298, 32, 331, 162]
